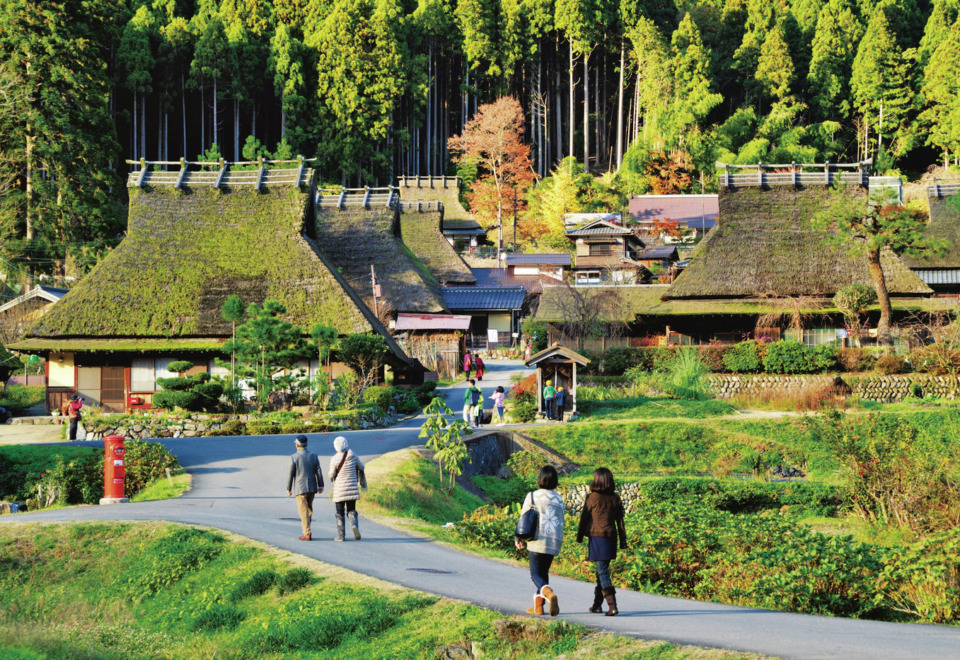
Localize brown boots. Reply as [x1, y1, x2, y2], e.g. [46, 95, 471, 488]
[602, 586, 618, 616]
[526, 585, 560, 616]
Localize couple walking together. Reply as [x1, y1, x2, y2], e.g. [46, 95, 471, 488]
[516, 466, 627, 617]
[286, 434, 365, 542]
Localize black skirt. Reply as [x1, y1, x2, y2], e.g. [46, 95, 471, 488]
[587, 535, 617, 561]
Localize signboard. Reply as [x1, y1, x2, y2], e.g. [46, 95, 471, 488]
[836, 329, 848, 339]
[487, 328, 499, 343]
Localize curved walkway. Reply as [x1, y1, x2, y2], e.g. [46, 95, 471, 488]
[2, 361, 959, 660]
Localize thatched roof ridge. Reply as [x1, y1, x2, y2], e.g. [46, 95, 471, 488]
[664, 185, 930, 299]
[903, 191, 960, 269]
[398, 176, 475, 224]
[398, 210, 476, 285]
[315, 207, 447, 314]
[26, 186, 407, 362]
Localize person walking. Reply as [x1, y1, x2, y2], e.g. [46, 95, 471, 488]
[554, 386, 567, 423]
[491, 385, 506, 425]
[463, 350, 473, 381]
[472, 386, 485, 428]
[577, 467, 627, 616]
[514, 465, 565, 617]
[474, 354, 485, 381]
[286, 435, 324, 541]
[67, 395, 83, 441]
[329, 435, 365, 541]
[542, 380, 557, 420]
[463, 379, 481, 425]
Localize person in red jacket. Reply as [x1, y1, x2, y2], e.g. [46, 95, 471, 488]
[67, 395, 83, 441]
[474, 354, 485, 381]
[462, 350, 473, 381]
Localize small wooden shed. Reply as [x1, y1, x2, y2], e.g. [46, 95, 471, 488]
[524, 345, 590, 418]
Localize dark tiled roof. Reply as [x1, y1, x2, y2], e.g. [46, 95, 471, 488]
[442, 219, 484, 232]
[441, 286, 526, 311]
[635, 246, 679, 260]
[628, 194, 719, 230]
[565, 219, 634, 237]
[505, 253, 571, 266]
[470, 268, 549, 293]
[914, 269, 960, 285]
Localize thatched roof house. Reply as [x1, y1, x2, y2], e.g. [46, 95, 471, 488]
[13, 169, 410, 412]
[315, 206, 447, 315]
[398, 209, 476, 285]
[903, 184, 960, 292]
[664, 185, 930, 300]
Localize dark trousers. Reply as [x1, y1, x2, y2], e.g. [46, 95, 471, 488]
[529, 551, 554, 591]
[544, 398, 555, 420]
[68, 417, 79, 440]
[334, 500, 357, 515]
[556, 404, 565, 422]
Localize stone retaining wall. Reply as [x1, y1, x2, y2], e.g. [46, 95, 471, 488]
[461, 430, 578, 479]
[708, 374, 960, 402]
[560, 482, 643, 516]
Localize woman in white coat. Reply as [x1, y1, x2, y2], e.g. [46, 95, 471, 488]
[329, 435, 365, 541]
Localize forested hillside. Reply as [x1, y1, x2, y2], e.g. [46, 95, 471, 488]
[1, 0, 959, 276]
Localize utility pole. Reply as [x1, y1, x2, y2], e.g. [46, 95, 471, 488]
[513, 186, 518, 252]
[371, 265, 381, 319]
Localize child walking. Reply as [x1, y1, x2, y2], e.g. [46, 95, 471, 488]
[576, 467, 627, 616]
[472, 387, 485, 428]
[491, 385, 506, 425]
[515, 465, 565, 616]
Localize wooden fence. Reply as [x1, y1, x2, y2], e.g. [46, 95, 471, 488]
[929, 180, 960, 197]
[125, 157, 313, 189]
[716, 161, 871, 188]
[397, 175, 460, 189]
[398, 200, 444, 213]
[316, 186, 399, 210]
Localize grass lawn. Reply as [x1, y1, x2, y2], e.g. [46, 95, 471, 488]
[130, 471, 192, 502]
[578, 397, 737, 420]
[0, 522, 768, 660]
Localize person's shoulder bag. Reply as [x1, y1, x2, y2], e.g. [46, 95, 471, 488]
[515, 491, 539, 540]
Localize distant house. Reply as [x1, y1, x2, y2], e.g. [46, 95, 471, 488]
[10, 161, 411, 413]
[564, 212, 621, 228]
[628, 194, 718, 239]
[393, 313, 471, 380]
[0, 285, 68, 344]
[632, 246, 679, 271]
[504, 253, 570, 281]
[565, 219, 647, 285]
[441, 286, 526, 349]
[902, 182, 960, 295]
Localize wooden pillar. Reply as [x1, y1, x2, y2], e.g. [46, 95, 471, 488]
[536, 366, 543, 416]
[572, 362, 578, 413]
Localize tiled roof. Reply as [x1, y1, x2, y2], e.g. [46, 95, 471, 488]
[395, 313, 472, 330]
[505, 253, 571, 266]
[564, 212, 621, 226]
[565, 219, 635, 237]
[914, 269, 960, 285]
[628, 194, 718, 230]
[441, 286, 526, 311]
[635, 246, 679, 260]
[470, 268, 549, 293]
[442, 219, 484, 232]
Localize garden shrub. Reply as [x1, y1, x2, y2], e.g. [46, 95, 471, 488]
[207, 419, 247, 436]
[154, 363, 223, 412]
[697, 346, 728, 372]
[0, 385, 45, 414]
[124, 440, 181, 495]
[879, 528, 960, 624]
[837, 348, 875, 372]
[809, 344, 838, 372]
[509, 373, 537, 401]
[509, 401, 537, 423]
[247, 420, 281, 436]
[280, 422, 310, 434]
[412, 381, 439, 407]
[659, 349, 710, 400]
[875, 354, 908, 375]
[763, 340, 816, 374]
[363, 385, 393, 411]
[723, 341, 763, 373]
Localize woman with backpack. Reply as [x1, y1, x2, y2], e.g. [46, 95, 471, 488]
[577, 467, 627, 616]
[514, 465, 565, 617]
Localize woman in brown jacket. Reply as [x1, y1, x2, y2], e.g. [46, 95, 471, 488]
[576, 467, 627, 616]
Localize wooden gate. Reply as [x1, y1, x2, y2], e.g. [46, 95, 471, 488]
[101, 367, 126, 413]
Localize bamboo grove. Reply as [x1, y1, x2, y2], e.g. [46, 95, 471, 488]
[1, 0, 960, 277]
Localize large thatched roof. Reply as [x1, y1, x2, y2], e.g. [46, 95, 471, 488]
[903, 190, 960, 269]
[315, 207, 447, 314]
[398, 176, 474, 224]
[20, 185, 408, 362]
[398, 210, 476, 285]
[664, 185, 930, 299]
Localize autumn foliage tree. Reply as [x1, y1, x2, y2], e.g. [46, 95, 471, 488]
[645, 150, 694, 194]
[653, 217, 684, 239]
[448, 97, 536, 259]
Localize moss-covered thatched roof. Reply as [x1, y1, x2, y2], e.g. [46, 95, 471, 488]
[23, 185, 408, 362]
[399, 178, 474, 224]
[398, 211, 476, 285]
[664, 186, 930, 299]
[534, 285, 952, 323]
[903, 192, 960, 269]
[315, 208, 447, 314]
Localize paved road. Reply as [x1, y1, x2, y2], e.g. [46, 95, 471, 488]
[3, 361, 959, 660]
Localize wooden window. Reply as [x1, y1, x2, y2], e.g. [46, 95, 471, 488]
[131, 358, 156, 392]
[589, 243, 614, 256]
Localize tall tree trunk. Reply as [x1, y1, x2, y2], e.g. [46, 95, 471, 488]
[555, 40, 562, 166]
[616, 41, 624, 169]
[252, 104, 257, 140]
[866, 248, 894, 347]
[213, 77, 219, 149]
[234, 100, 240, 160]
[200, 76, 206, 154]
[181, 74, 187, 159]
[427, 43, 432, 177]
[141, 94, 146, 162]
[132, 91, 138, 161]
[568, 41, 574, 165]
[159, 96, 164, 164]
[583, 50, 589, 172]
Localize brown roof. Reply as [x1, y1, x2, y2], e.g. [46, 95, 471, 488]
[903, 190, 960, 269]
[398, 210, 476, 285]
[628, 194, 718, 230]
[664, 185, 931, 299]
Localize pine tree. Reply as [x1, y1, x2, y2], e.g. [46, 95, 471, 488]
[666, 14, 723, 141]
[755, 22, 796, 103]
[117, 6, 156, 163]
[919, 17, 960, 166]
[918, 0, 960, 68]
[807, 0, 864, 122]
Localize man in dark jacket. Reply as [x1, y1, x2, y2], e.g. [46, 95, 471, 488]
[286, 435, 324, 540]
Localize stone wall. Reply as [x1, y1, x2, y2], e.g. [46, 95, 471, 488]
[560, 482, 643, 516]
[461, 430, 578, 479]
[708, 374, 960, 402]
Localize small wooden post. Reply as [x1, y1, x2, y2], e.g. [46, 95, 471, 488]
[363, 186, 371, 208]
[165, 467, 174, 486]
[824, 161, 830, 185]
[757, 162, 763, 186]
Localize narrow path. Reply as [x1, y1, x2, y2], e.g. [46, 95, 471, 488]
[3, 361, 959, 660]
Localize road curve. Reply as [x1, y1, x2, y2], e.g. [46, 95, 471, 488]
[3, 361, 959, 660]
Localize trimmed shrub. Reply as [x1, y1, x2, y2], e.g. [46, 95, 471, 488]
[124, 440, 181, 495]
[697, 346, 729, 372]
[280, 422, 310, 434]
[509, 401, 537, 423]
[723, 341, 763, 373]
[153, 390, 202, 411]
[206, 419, 247, 436]
[875, 354, 908, 375]
[247, 421, 281, 436]
[763, 340, 815, 374]
[363, 385, 392, 411]
[838, 348, 875, 372]
[809, 344, 838, 372]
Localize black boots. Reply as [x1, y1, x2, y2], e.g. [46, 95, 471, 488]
[602, 586, 618, 616]
[589, 585, 604, 613]
[349, 510, 361, 540]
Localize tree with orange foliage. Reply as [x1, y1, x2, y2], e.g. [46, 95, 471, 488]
[448, 97, 536, 260]
[645, 150, 693, 194]
[653, 217, 683, 239]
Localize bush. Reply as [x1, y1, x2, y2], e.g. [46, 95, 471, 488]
[763, 340, 816, 374]
[280, 422, 310, 434]
[697, 346, 728, 372]
[276, 568, 313, 595]
[154, 369, 222, 413]
[809, 344, 838, 372]
[660, 349, 709, 400]
[206, 419, 247, 436]
[723, 341, 763, 373]
[509, 373, 537, 401]
[509, 401, 537, 423]
[153, 390, 202, 411]
[875, 354, 908, 375]
[837, 348, 875, 372]
[124, 440, 181, 495]
[0, 385, 45, 414]
[362, 385, 393, 411]
[230, 569, 279, 602]
[247, 420, 281, 436]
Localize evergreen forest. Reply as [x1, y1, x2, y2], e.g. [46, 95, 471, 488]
[2, 0, 960, 276]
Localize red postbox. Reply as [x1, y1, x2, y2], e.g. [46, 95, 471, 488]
[100, 434, 129, 504]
